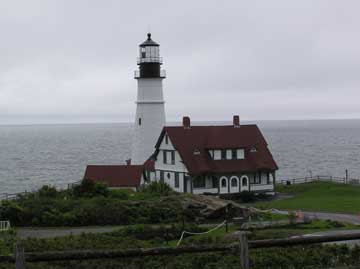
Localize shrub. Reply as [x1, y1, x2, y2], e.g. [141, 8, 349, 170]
[239, 191, 256, 202]
[38, 185, 58, 198]
[139, 181, 174, 196]
[72, 179, 109, 197]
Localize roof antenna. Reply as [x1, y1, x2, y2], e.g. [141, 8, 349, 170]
[147, 24, 151, 34]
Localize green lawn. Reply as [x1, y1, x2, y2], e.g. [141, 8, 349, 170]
[254, 182, 360, 214]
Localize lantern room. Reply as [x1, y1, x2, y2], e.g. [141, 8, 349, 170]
[135, 33, 166, 79]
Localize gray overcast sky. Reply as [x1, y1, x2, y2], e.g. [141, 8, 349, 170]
[1, 0, 360, 124]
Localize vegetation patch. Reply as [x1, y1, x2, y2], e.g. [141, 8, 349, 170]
[0, 182, 189, 227]
[254, 182, 360, 214]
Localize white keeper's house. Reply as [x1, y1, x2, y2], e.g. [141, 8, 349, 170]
[84, 33, 278, 195]
[144, 116, 278, 195]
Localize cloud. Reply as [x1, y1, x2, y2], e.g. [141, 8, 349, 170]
[0, 0, 360, 124]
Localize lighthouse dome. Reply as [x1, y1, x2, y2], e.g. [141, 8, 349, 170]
[140, 33, 159, 47]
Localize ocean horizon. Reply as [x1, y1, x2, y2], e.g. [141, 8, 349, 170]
[1, 118, 360, 194]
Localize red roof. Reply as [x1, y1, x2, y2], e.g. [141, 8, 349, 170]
[155, 124, 278, 175]
[143, 158, 155, 171]
[84, 165, 144, 187]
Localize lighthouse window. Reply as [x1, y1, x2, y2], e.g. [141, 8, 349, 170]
[138, 118, 141, 125]
[141, 47, 146, 58]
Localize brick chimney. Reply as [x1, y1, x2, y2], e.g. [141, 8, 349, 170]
[183, 116, 191, 129]
[126, 159, 131, 165]
[233, 115, 240, 128]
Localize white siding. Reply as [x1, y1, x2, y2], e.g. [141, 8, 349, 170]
[131, 78, 165, 165]
[155, 134, 188, 173]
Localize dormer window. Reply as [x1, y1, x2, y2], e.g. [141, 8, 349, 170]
[209, 148, 245, 160]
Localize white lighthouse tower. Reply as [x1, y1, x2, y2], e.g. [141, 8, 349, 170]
[131, 33, 166, 165]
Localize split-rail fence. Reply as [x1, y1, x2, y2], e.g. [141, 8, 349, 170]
[2, 231, 360, 269]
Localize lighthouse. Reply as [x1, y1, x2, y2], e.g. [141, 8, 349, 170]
[131, 33, 166, 165]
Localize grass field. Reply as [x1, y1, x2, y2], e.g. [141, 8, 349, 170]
[254, 182, 360, 214]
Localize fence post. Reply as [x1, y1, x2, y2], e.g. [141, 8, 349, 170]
[239, 232, 249, 269]
[15, 241, 26, 269]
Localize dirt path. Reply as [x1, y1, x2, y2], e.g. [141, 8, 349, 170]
[303, 211, 360, 225]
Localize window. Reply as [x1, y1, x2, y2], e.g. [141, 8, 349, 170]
[231, 178, 238, 187]
[226, 150, 232, 160]
[141, 47, 146, 58]
[221, 150, 226, 160]
[163, 150, 175, 164]
[253, 172, 261, 184]
[208, 150, 214, 158]
[159, 170, 164, 182]
[214, 150, 221, 160]
[193, 149, 200, 155]
[221, 178, 227, 187]
[175, 173, 179, 188]
[165, 134, 168, 144]
[267, 172, 270, 184]
[237, 149, 245, 159]
[211, 176, 218, 188]
[167, 172, 171, 179]
[138, 118, 141, 125]
[250, 146, 257, 153]
[193, 177, 206, 188]
[242, 176, 248, 187]
[171, 151, 175, 164]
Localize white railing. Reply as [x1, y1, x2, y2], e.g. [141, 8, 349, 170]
[0, 221, 10, 231]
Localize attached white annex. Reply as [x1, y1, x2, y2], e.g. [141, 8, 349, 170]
[145, 116, 278, 195]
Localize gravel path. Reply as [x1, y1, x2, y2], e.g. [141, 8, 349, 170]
[303, 212, 360, 225]
[16, 211, 360, 239]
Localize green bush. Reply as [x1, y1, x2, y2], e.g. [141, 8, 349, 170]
[72, 179, 109, 197]
[239, 191, 256, 202]
[38, 185, 58, 198]
[138, 181, 174, 196]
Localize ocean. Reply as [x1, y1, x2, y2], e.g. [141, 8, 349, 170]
[1, 119, 360, 194]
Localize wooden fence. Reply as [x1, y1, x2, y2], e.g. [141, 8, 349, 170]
[0, 181, 81, 201]
[279, 175, 360, 185]
[2, 232, 360, 269]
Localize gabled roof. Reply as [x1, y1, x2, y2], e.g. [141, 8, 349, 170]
[154, 125, 278, 175]
[84, 165, 144, 187]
